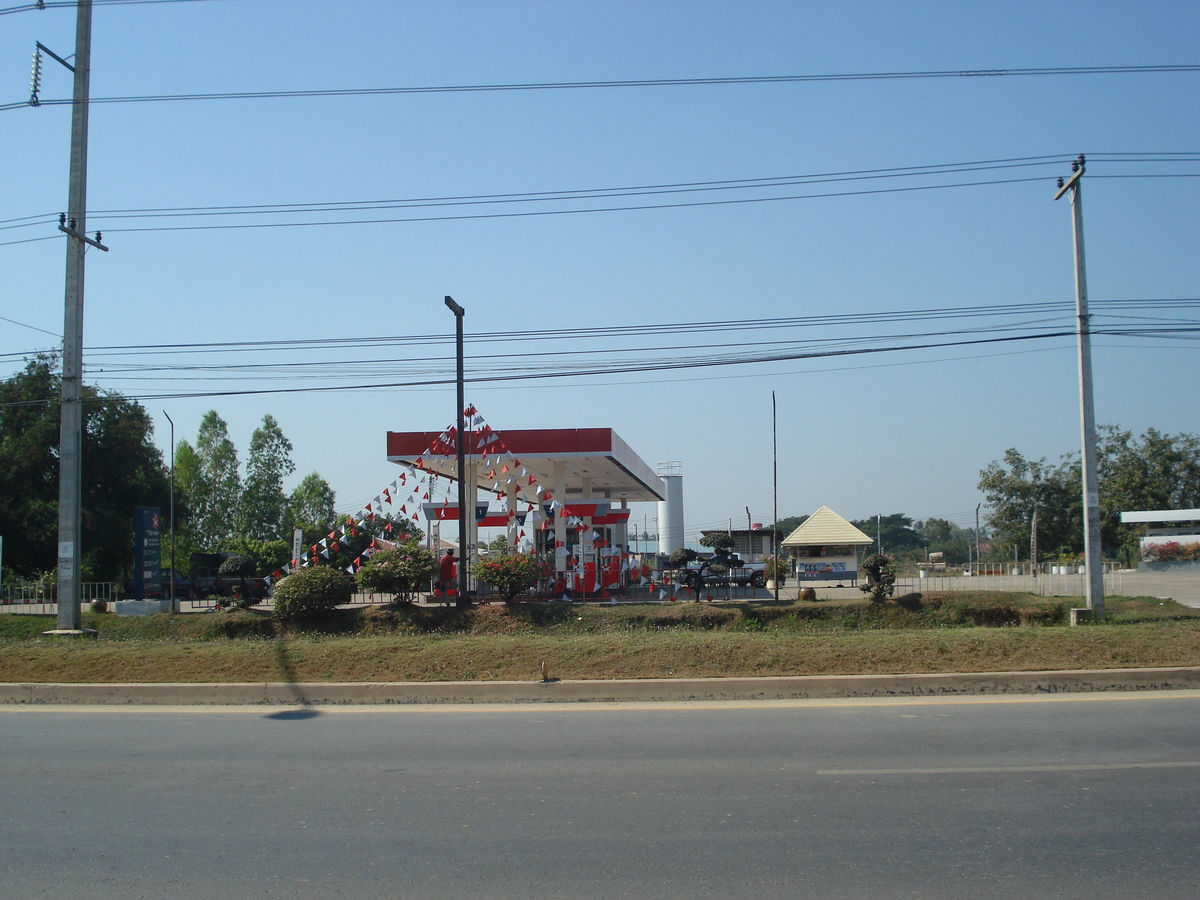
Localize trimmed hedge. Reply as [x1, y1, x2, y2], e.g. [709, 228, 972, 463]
[273, 565, 354, 620]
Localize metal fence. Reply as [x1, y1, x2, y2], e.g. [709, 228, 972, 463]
[0, 582, 120, 615]
[895, 570, 1126, 597]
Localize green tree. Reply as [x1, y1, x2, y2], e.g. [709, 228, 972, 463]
[979, 449, 1082, 560]
[215, 536, 292, 576]
[851, 514, 926, 556]
[217, 553, 260, 608]
[668, 547, 697, 569]
[486, 533, 515, 553]
[916, 517, 975, 565]
[316, 513, 422, 574]
[0, 355, 170, 581]
[698, 532, 736, 556]
[283, 471, 337, 545]
[1097, 426, 1200, 560]
[773, 515, 809, 538]
[238, 414, 295, 541]
[189, 411, 241, 547]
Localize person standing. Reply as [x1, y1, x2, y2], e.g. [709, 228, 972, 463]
[439, 548, 457, 596]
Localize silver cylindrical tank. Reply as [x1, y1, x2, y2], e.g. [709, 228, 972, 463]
[656, 461, 684, 555]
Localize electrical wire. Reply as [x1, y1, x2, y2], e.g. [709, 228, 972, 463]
[0, 154, 1089, 229]
[0, 0, 222, 16]
[5, 63, 1199, 111]
[5, 320, 1195, 408]
[0, 176, 1080, 244]
[5, 299, 1197, 371]
[7, 152, 1196, 232]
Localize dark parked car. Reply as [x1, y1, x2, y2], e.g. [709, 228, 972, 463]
[123, 568, 195, 599]
[676, 555, 766, 589]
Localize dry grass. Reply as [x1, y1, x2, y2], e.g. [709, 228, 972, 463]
[1, 593, 1197, 684]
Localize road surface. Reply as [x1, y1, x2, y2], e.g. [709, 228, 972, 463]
[2, 693, 1198, 899]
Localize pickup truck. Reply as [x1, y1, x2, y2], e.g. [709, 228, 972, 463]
[123, 569, 195, 600]
[674, 556, 766, 589]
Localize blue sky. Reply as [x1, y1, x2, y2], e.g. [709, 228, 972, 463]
[2, 0, 1197, 545]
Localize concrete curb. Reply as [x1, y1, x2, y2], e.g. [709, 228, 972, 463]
[2, 667, 1199, 705]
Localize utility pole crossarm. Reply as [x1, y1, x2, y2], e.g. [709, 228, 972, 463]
[57, 222, 107, 250]
[1053, 164, 1083, 201]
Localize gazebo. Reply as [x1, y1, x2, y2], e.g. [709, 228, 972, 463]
[781, 506, 874, 585]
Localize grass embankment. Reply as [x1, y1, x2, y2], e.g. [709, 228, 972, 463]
[1, 592, 1198, 684]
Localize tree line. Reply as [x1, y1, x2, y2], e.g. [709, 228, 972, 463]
[0, 356, 356, 584]
[978, 426, 1200, 565]
[4, 355, 1196, 583]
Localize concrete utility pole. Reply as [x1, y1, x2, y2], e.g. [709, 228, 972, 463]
[164, 410, 176, 612]
[772, 390, 779, 602]
[54, 1, 106, 632]
[1055, 155, 1105, 621]
[975, 502, 981, 574]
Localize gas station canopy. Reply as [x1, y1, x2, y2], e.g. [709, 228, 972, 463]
[385, 427, 664, 504]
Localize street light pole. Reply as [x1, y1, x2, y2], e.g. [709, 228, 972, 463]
[444, 296, 469, 607]
[1055, 155, 1105, 622]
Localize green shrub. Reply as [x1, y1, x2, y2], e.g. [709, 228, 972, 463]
[762, 555, 788, 585]
[668, 548, 697, 569]
[218, 553, 260, 609]
[859, 554, 897, 603]
[355, 540, 436, 604]
[471, 552, 553, 604]
[273, 565, 354, 621]
[216, 538, 292, 574]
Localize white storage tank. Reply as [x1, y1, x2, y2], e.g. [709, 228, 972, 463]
[657, 461, 684, 556]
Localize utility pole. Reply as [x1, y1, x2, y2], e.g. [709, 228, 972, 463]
[772, 390, 779, 602]
[164, 410, 175, 612]
[1055, 155, 1105, 621]
[975, 502, 981, 574]
[53, 1, 107, 633]
[1030, 508, 1038, 576]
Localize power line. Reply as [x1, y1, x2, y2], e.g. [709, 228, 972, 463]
[0, 175, 1061, 243]
[5, 320, 1196, 408]
[5, 63, 1198, 111]
[5, 298, 1196, 368]
[0, 154, 1084, 228]
[7, 152, 1196, 230]
[3, 154, 1196, 247]
[0, 314, 60, 337]
[0, 0, 222, 16]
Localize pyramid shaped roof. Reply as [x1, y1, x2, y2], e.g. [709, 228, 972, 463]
[781, 506, 874, 547]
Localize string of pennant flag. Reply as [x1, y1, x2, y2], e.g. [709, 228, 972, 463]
[261, 404, 660, 597]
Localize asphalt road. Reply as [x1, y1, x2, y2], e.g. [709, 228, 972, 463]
[3, 694, 1199, 899]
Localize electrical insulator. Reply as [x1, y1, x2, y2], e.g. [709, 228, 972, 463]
[29, 48, 42, 107]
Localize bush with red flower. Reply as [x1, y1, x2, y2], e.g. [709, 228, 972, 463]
[471, 552, 553, 604]
[1141, 541, 1200, 562]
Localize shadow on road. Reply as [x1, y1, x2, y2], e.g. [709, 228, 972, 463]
[263, 635, 322, 721]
